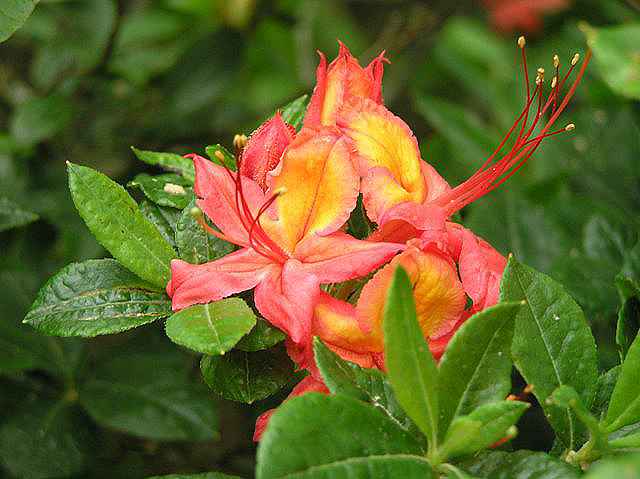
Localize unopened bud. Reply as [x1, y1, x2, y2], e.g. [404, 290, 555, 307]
[565, 123, 576, 131]
[214, 150, 225, 162]
[164, 183, 186, 195]
[571, 53, 580, 66]
[517, 36, 526, 49]
[233, 133, 248, 149]
[553, 54, 560, 68]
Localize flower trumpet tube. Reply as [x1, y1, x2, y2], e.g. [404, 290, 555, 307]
[166, 127, 404, 346]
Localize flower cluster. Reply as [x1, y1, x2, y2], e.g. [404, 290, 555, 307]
[166, 39, 589, 440]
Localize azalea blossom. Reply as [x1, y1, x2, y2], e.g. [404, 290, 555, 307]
[166, 123, 403, 345]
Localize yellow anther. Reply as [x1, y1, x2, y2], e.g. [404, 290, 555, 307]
[233, 133, 248, 149]
[551, 76, 558, 88]
[571, 53, 580, 66]
[553, 54, 560, 68]
[214, 150, 225, 161]
[565, 123, 576, 131]
[517, 36, 526, 49]
[537, 67, 545, 75]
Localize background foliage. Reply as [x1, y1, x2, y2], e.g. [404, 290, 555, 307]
[1, 0, 639, 477]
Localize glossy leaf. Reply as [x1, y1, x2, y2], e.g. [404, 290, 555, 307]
[256, 393, 431, 479]
[584, 23, 640, 100]
[24, 259, 171, 337]
[235, 318, 285, 352]
[165, 299, 256, 355]
[200, 346, 293, 404]
[0, 0, 39, 42]
[132, 147, 195, 182]
[80, 350, 217, 441]
[128, 173, 194, 209]
[67, 162, 176, 287]
[442, 401, 528, 460]
[384, 267, 439, 446]
[313, 338, 411, 429]
[175, 199, 234, 265]
[438, 302, 521, 436]
[461, 450, 581, 479]
[0, 196, 38, 232]
[140, 200, 179, 249]
[501, 257, 599, 449]
[279, 94, 308, 131]
[605, 331, 640, 432]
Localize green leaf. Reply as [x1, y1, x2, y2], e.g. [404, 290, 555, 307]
[235, 318, 285, 352]
[550, 386, 604, 446]
[205, 144, 237, 170]
[279, 94, 308, 131]
[609, 431, 640, 450]
[140, 200, 179, 249]
[500, 257, 599, 449]
[439, 464, 478, 479]
[384, 267, 439, 447]
[592, 366, 621, 421]
[80, 350, 217, 441]
[200, 346, 294, 404]
[24, 259, 171, 337]
[583, 454, 640, 478]
[131, 147, 195, 182]
[67, 162, 176, 287]
[175, 199, 235, 264]
[438, 302, 521, 436]
[0, 314, 51, 374]
[584, 23, 640, 100]
[617, 296, 640, 361]
[0, 0, 39, 42]
[441, 401, 528, 460]
[0, 398, 85, 478]
[346, 194, 374, 240]
[0, 196, 38, 232]
[256, 393, 431, 479]
[10, 94, 73, 146]
[605, 331, 640, 432]
[128, 173, 195, 209]
[461, 450, 581, 479]
[165, 299, 256, 355]
[313, 338, 412, 430]
[147, 474, 241, 479]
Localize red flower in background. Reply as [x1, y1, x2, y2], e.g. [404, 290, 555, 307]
[483, 0, 570, 33]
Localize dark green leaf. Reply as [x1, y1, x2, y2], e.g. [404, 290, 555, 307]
[605, 331, 640, 432]
[438, 302, 521, 436]
[147, 474, 241, 479]
[256, 393, 431, 479]
[550, 386, 603, 446]
[583, 454, 640, 478]
[584, 23, 640, 100]
[617, 297, 640, 361]
[0, 398, 86, 478]
[10, 94, 72, 146]
[313, 338, 411, 430]
[592, 366, 621, 421]
[206, 144, 237, 171]
[346, 194, 374, 240]
[384, 267, 439, 447]
[132, 147, 195, 182]
[140, 201, 179, 249]
[0, 314, 50, 374]
[0, 196, 38, 232]
[200, 346, 293, 404]
[235, 318, 285, 352]
[279, 94, 308, 131]
[0, 0, 39, 42]
[175, 199, 235, 264]
[24, 259, 171, 337]
[128, 173, 195, 209]
[80, 350, 217, 441]
[501, 257, 599, 449]
[461, 450, 580, 479]
[442, 401, 528, 460]
[165, 299, 256, 355]
[67, 162, 176, 287]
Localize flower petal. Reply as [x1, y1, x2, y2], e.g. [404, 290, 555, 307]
[240, 112, 296, 190]
[338, 100, 427, 222]
[270, 129, 358, 252]
[254, 259, 321, 344]
[167, 248, 273, 311]
[294, 231, 404, 283]
[193, 154, 268, 246]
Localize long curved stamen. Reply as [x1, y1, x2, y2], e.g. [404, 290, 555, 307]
[435, 38, 590, 216]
